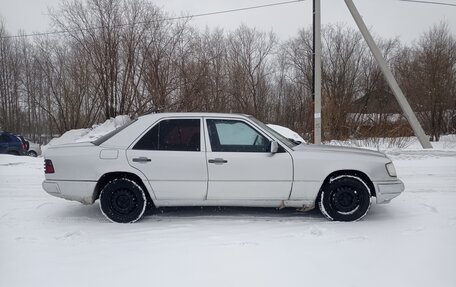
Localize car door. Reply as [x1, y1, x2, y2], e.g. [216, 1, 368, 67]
[0, 134, 9, 153]
[205, 118, 293, 200]
[126, 117, 208, 200]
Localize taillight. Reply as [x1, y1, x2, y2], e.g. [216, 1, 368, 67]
[44, 159, 55, 174]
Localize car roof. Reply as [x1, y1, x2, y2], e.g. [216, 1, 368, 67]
[138, 112, 251, 120]
[0, 131, 16, 136]
[99, 112, 253, 148]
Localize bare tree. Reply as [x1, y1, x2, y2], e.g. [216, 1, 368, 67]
[226, 25, 277, 120]
[276, 27, 314, 137]
[353, 38, 406, 138]
[2, 6, 455, 144]
[50, 0, 165, 119]
[0, 21, 22, 133]
[412, 23, 455, 140]
[320, 25, 367, 139]
[173, 28, 230, 113]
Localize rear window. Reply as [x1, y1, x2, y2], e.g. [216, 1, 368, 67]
[92, 119, 137, 146]
[133, 119, 201, 152]
[0, 134, 9, 143]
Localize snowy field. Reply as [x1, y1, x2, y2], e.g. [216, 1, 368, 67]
[1, 133, 456, 287]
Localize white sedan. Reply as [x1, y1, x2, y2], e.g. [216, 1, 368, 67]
[43, 113, 404, 223]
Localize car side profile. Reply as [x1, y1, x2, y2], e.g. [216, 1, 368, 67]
[42, 113, 404, 223]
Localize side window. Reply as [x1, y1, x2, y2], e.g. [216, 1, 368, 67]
[0, 134, 8, 143]
[133, 124, 159, 150]
[133, 119, 201, 151]
[207, 119, 270, 152]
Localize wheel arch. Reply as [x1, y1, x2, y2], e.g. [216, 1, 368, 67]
[94, 171, 154, 205]
[317, 169, 376, 200]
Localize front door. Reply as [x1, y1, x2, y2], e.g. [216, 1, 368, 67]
[205, 118, 293, 201]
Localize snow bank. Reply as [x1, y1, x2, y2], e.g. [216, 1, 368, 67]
[267, 124, 306, 143]
[42, 115, 131, 154]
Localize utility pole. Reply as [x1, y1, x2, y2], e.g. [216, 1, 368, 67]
[344, 0, 432, 149]
[313, 0, 322, 144]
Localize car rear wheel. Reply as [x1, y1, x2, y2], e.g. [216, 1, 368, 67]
[27, 151, 38, 157]
[319, 175, 371, 222]
[99, 178, 147, 223]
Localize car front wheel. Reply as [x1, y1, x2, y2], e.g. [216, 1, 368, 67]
[319, 175, 371, 221]
[99, 178, 147, 223]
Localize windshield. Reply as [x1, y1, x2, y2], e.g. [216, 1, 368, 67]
[248, 116, 298, 149]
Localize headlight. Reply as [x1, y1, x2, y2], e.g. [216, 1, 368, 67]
[385, 162, 397, 177]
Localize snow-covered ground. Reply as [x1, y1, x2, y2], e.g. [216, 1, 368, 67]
[1, 120, 456, 287]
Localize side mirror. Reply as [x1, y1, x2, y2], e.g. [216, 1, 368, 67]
[270, 141, 279, 154]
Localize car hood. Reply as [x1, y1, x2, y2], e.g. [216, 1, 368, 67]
[293, 143, 387, 158]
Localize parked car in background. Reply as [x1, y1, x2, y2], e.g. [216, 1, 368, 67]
[43, 113, 404, 223]
[26, 140, 42, 157]
[17, 135, 29, 152]
[0, 131, 27, 155]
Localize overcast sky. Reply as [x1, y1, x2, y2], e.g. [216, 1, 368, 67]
[1, 0, 455, 43]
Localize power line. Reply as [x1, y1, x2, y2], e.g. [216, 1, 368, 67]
[0, 0, 305, 39]
[188, 0, 305, 18]
[399, 0, 456, 7]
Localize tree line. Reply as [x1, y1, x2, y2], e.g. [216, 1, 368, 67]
[1, 0, 455, 143]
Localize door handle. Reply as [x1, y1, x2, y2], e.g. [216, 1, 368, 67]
[132, 157, 151, 163]
[208, 158, 228, 164]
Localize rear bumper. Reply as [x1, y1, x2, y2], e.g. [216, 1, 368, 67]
[374, 179, 405, 204]
[42, 180, 97, 205]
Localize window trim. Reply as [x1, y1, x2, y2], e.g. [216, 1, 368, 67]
[130, 117, 205, 152]
[204, 117, 274, 153]
[247, 116, 297, 149]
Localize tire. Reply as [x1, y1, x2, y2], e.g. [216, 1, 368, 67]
[319, 175, 371, 222]
[28, 151, 38, 157]
[99, 178, 147, 223]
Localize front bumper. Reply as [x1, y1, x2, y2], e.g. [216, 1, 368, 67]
[42, 180, 97, 205]
[374, 179, 405, 204]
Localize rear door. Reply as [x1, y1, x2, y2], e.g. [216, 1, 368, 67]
[205, 118, 293, 200]
[0, 134, 9, 153]
[126, 117, 208, 200]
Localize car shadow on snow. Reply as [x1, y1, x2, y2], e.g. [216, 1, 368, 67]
[50, 202, 395, 223]
[144, 204, 397, 223]
[146, 206, 324, 222]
